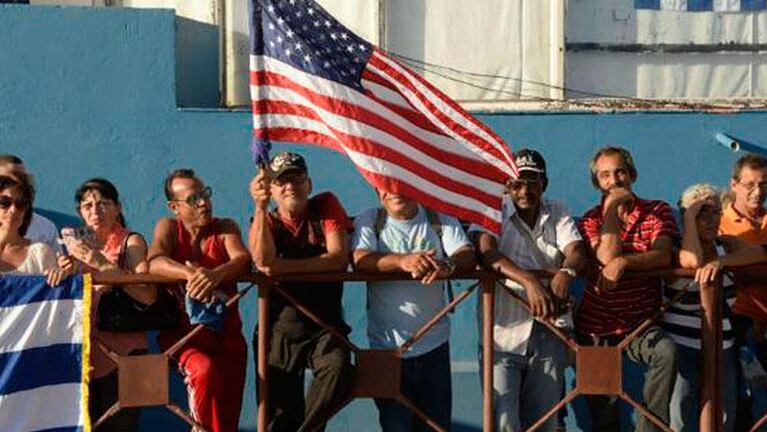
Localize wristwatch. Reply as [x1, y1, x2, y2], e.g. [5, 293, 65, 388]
[559, 267, 577, 278]
[443, 257, 458, 275]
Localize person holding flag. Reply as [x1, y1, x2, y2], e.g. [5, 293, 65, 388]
[249, 151, 353, 432]
[248, 0, 518, 236]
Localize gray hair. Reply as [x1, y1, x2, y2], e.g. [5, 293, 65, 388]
[678, 183, 721, 212]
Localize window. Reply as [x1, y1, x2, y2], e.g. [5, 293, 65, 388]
[40, 0, 767, 109]
[222, 0, 563, 109]
[566, 0, 767, 104]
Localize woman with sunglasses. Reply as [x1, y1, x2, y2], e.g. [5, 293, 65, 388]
[59, 178, 157, 432]
[0, 174, 70, 284]
[665, 183, 767, 431]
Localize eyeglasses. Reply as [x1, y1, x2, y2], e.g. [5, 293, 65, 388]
[273, 173, 308, 187]
[174, 186, 213, 206]
[0, 196, 29, 211]
[80, 200, 115, 212]
[737, 180, 767, 193]
[507, 179, 543, 192]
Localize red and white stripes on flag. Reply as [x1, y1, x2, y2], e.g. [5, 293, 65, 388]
[251, 49, 518, 233]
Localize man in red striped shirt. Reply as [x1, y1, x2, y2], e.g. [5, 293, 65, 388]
[577, 146, 679, 432]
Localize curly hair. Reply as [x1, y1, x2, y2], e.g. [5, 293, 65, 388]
[678, 183, 721, 213]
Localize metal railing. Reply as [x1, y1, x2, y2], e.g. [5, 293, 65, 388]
[88, 267, 762, 432]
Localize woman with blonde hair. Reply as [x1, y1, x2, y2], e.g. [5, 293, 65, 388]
[665, 183, 767, 431]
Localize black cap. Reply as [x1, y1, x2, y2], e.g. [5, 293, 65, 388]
[514, 148, 546, 175]
[270, 152, 308, 178]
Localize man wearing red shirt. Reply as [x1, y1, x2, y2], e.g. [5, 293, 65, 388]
[148, 169, 251, 432]
[249, 152, 353, 432]
[577, 146, 679, 432]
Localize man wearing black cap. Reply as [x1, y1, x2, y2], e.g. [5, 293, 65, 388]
[249, 151, 353, 432]
[471, 148, 587, 432]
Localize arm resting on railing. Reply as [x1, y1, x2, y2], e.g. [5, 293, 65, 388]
[474, 231, 556, 319]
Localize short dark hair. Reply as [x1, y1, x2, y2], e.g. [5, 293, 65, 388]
[164, 168, 198, 201]
[75, 178, 127, 227]
[732, 154, 767, 181]
[589, 146, 638, 188]
[0, 154, 24, 166]
[0, 173, 34, 236]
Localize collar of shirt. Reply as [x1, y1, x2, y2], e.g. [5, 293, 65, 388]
[724, 203, 767, 225]
[504, 197, 551, 235]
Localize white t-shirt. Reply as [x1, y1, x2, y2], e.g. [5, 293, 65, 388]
[25, 212, 61, 252]
[352, 206, 471, 358]
[469, 197, 582, 354]
[4, 242, 58, 275]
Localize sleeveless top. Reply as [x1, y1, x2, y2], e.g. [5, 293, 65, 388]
[92, 227, 149, 379]
[662, 240, 737, 350]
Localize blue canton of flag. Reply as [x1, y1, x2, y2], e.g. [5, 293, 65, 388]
[636, 0, 767, 11]
[0, 274, 92, 432]
[250, 0, 373, 89]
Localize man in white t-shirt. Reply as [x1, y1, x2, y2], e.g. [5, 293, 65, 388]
[0, 154, 60, 251]
[471, 148, 587, 432]
[352, 190, 475, 432]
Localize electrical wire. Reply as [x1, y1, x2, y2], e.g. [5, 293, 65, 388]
[389, 51, 766, 111]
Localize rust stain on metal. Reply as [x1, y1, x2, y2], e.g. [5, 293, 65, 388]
[576, 346, 622, 395]
[117, 354, 170, 408]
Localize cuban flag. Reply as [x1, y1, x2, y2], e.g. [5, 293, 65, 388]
[636, 0, 767, 11]
[0, 274, 92, 432]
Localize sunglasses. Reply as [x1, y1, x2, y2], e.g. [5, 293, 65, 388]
[173, 186, 213, 206]
[507, 179, 543, 191]
[273, 173, 308, 187]
[0, 196, 29, 211]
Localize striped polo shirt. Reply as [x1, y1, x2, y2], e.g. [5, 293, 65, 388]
[662, 247, 737, 350]
[577, 198, 679, 337]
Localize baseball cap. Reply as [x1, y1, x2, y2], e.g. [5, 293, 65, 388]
[269, 152, 308, 178]
[514, 148, 546, 175]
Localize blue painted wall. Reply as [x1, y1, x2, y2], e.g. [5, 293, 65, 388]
[1, 4, 765, 430]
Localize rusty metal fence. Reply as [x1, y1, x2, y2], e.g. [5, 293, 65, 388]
[89, 267, 763, 432]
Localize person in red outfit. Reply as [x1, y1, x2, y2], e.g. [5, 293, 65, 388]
[148, 168, 251, 432]
[249, 151, 353, 432]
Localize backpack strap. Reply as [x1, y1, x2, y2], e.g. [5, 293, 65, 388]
[424, 207, 443, 239]
[374, 207, 387, 240]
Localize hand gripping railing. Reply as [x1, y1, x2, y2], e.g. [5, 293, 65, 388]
[88, 268, 744, 432]
[243, 270, 497, 432]
[88, 273, 255, 432]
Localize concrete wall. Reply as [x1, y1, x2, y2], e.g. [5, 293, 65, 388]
[1, 4, 765, 430]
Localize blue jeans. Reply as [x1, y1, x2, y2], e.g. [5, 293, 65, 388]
[670, 345, 738, 432]
[374, 342, 452, 432]
[480, 322, 568, 432]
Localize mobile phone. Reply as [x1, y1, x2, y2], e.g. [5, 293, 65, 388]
[61, 226, 95, 241]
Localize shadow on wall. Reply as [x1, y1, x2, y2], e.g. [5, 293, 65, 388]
[176, 16, 220, 108]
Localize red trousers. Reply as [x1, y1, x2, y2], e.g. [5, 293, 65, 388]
[161, 323, 247, 432]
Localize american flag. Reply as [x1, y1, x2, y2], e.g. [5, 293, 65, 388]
[248, 0, 518, 233]
[636, 0, 767, 11]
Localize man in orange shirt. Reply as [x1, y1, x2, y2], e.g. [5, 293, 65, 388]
[720, 154, 767, 369]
